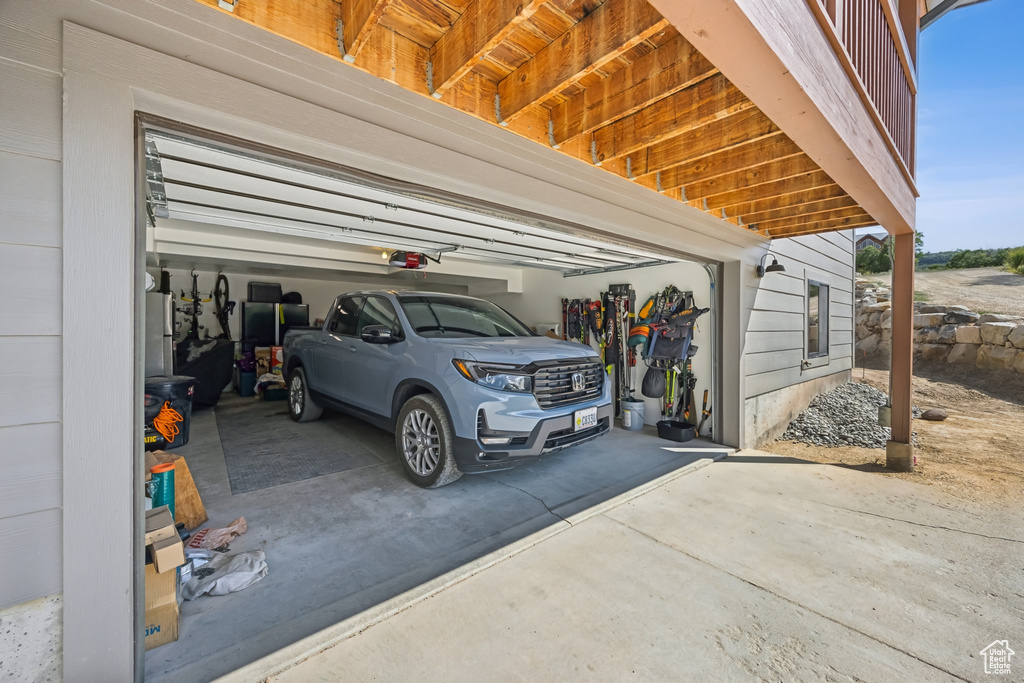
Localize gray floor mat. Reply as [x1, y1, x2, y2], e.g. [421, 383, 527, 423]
[217, 396, 389, 494]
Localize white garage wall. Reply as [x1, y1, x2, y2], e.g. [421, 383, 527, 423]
[744, 231, 855, 398]
[150, 267, 470, 343]
[0, 9, 64, 619]
[741, 230, 856, 445]
[492, 262, 714, 429]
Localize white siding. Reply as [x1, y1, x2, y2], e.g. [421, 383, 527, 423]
[743, 231, 856, 402]
[0, 11, 63, 610]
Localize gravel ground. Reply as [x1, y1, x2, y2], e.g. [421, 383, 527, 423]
[781, 383, 919, 448]
[768, 367, 1024, 505]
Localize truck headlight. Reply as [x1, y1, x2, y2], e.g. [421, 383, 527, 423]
[453, 359, 533, 393]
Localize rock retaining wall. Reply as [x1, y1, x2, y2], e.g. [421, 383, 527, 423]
[855, 279, 1024, 373]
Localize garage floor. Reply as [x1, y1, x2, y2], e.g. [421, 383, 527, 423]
[144, 393, 729, 682]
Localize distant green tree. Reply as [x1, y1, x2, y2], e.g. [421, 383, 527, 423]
[947, 249, 1006, 269]
[856, 244, 890, 274]
[917, 250, 958, 267]
[856, 232, 923, 274]
[1005, 247, 1024, 273]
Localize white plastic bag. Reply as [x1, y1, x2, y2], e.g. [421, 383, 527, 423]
[181, 550, 268, 600]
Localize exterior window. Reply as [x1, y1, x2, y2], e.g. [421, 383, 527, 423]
[807, 281, 830, 359]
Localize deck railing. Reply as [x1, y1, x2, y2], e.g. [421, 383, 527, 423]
[813, 0, 916, 179]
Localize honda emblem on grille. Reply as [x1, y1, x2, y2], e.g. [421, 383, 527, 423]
[571, 372, 586, 392]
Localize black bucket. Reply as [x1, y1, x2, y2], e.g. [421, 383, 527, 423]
[144, 375, 196, 449]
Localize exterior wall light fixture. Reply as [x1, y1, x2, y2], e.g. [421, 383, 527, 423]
[756, 254, 786, 278]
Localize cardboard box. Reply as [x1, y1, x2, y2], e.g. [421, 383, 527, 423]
[145, 506, 186, 573]
[145, 507, 177, 545]
[151, 536, 186, 573]
[144, 563, 179, 650]
[255, 346, 271, 375]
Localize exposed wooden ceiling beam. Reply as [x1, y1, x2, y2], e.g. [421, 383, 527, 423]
[680, 153, 819, 203]
[724, 184, 848, 217]
[768, 216, 877, 238]
[703, 170, 835, 212]
[192, 0, 878, 240]
[626, 108, 779, 177]
[655, 138, 808, 194]
[428, 0, 545, 99]
[755, 206, 872, 233]
[548, 34, 716, 147]
[496, 0, 669, 124]
[740, 195, 858, 225]
[591, 74, 753, 163]
[341, 0, 395, 62]
[196, 0, 342, 56]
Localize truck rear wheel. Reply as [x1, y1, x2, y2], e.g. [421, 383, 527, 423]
[288, 367, 323, 423]
[396, 394, 462, 488]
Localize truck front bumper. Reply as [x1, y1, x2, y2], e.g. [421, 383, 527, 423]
[451, 401, 614, 474]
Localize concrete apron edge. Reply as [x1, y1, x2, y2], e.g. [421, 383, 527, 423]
[215, 449, 733, 683]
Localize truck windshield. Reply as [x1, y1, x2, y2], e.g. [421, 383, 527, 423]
[398, 295, 533, 338]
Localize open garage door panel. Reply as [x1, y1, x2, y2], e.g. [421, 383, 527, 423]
[144, 126, 681, 278]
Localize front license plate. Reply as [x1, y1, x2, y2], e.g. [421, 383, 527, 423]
[574, 407, 598, 432]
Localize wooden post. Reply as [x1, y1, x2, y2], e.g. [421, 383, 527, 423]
[887, 231, 915, 471]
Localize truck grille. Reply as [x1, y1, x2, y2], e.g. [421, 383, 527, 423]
[533, 359, 604, 409]
[543, 418, 610, 452]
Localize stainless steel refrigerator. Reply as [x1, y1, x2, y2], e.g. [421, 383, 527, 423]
[145, 292, 175, 376]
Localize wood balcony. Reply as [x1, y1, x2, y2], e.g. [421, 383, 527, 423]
[190, 0, 918, 238]
[813, 0, 917, 179]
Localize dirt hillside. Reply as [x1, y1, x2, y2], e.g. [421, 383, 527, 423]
[864, 266, 1024, 316]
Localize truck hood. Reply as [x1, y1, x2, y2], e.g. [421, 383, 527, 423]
[426, 336, 598, 363]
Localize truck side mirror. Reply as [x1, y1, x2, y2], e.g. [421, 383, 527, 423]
[361, 325, 398, 344]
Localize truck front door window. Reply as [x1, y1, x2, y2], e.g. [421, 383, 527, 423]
[357, 296, 402, 337]
[331, 296, 363, 337]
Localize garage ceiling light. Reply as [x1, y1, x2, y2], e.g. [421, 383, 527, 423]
[144, 128, 678, 275]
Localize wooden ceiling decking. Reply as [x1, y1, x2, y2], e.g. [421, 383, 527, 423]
[197, 0, 878, 238]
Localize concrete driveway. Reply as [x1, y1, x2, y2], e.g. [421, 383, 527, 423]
[233, 451, 1024, 682]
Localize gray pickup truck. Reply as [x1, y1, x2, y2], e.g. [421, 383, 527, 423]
[282, 291, 613, 488]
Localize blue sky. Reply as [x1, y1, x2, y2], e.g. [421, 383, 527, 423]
[915, 0, 1024, 251]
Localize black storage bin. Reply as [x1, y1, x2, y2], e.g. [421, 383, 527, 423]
[144, 375, 197, 449]
[656, 419, 696, 443]
[248, 281, 282, 303]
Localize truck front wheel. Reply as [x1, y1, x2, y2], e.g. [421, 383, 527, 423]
[288, 367, 323, 423]
[396, 395, 462, 488]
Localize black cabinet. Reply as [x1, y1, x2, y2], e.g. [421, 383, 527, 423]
[241, 302, 309, 345]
